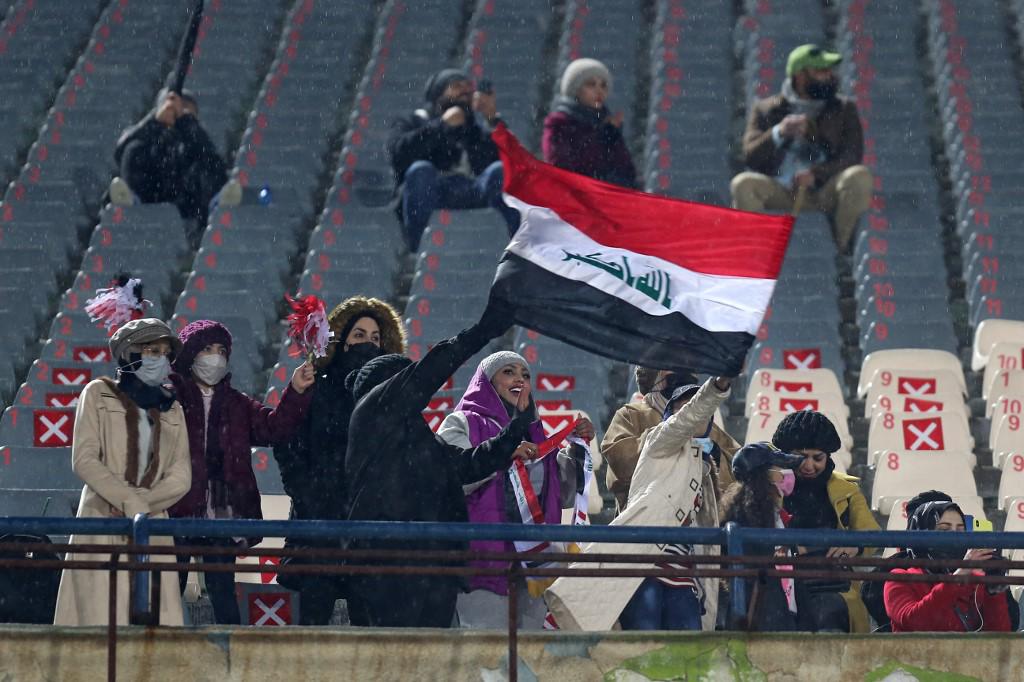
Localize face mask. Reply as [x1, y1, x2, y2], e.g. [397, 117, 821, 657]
[807, 78, 837, 100]
[130, 355, 171, 387]
[774, 469, 796, 497]
[344, 341, 383, 369]
[193, 354, 228, 386]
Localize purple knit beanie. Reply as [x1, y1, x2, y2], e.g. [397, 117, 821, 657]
[173, 319, 233, 374]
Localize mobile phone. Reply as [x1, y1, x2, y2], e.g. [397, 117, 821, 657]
[476, 78, 493, 95]
[965, 515, 994, 532]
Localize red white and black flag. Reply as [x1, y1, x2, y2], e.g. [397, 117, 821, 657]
[491, 125, 794, 376]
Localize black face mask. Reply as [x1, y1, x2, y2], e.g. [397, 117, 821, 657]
[343, 342, 383, 371]
[807, 78, 838, 101]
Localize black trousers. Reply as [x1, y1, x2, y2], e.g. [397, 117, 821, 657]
[175, 536, 241, 625]
[346, 575, 458, 628]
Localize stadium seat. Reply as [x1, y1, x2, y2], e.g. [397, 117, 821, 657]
[858, 349, 966, 399]
[982, 368, 1024, 402]
[871, 450, 981, 515]
[989, 413, 1024, 470]
[867, 411, 975, 467]
[971, 318, 1024, 371]
[864, 389, 966, 420]
[745, 391, 850, 421]
[862, 368, 968, 412]
[743, 368, 845, 406]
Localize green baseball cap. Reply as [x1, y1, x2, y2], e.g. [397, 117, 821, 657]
[786, 44, 842, 77]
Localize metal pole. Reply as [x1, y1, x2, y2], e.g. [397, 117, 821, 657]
[507, 562, 519, 682]
[130, 514, 150, 625]
[107, 551, 119, 682]
[724, 523, 747, 629]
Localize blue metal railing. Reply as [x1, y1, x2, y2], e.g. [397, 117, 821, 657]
[4, 516, 1024, 624]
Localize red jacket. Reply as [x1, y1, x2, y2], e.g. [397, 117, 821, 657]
[884, 567, 1012, 632]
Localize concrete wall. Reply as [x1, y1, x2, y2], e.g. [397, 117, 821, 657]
[0, 627, 1020, 681]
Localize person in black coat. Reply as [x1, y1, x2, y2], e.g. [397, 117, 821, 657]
[343, 300, 538, 628]
[272, 296, 407, 625]
[113, 88, 231, 244]
[387, 68, 519, 252]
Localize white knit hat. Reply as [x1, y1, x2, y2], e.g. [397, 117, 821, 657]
[479, 351, 530, 380]
[560, 58, 612, 99]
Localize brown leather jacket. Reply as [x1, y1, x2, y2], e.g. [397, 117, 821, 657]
[741, 94, 864, 188]
[602, 393, 739, 512]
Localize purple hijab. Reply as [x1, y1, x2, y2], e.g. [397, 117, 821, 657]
[455, 365, 558, 595]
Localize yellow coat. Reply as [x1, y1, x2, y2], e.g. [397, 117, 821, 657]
[825, 471, 880, 633]
[53, 378, 191, 626]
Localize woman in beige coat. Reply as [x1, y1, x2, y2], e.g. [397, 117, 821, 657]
[54, 319, 192, 626]
[544, 377, 731, 631]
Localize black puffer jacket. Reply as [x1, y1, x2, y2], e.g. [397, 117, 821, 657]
[114, 113, 227, 206]
[345, 317, 528, 534]
[387, 108, 500, 186]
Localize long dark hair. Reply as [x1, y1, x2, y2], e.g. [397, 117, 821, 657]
[720, 467, 778, 529]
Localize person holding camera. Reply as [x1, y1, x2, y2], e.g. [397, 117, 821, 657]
[387, 69, 519, 252]
[883, 500, 1012, 632]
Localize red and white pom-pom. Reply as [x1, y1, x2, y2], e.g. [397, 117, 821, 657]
[285, 294, 333, 359]
[84, 277, 151, 332]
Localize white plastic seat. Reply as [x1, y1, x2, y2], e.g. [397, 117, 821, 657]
[971, 319, 1024, 371]
[982, 367, 1024, 402]
[1003, 497, 1024, 532]
[865, 389, 966, 420]
[858, 349, 965, 399]
[986, 391, 1024, 421]
[743, 368, 844, 406]
[871, 451, 980, 515]
[863, 368, 967, 410]
[867, 411, 975, 467]
[746, 390, 850, 420]
[990, 413, 1024, 469]
[997, 456, 1024, 510]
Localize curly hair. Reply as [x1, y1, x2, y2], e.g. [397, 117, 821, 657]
[719, 469, 778, 529]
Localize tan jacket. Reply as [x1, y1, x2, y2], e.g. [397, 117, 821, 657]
[741, 93, 864, 187]
[54, 378, 191, 626]
[603, 393, 739, 511]
[545, 380, 729, 631]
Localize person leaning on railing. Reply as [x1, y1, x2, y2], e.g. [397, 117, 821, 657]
[883, 501, 1012, 633]
[771, 410, 879, 633]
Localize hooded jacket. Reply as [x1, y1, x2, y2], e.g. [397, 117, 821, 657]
[274, 297, 406, 526]
[345, 319, 530, 541]
[437, 366, 564, 596]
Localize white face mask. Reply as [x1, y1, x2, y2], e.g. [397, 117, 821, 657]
[130, 355, 171, 387]
[193, 353, 228, 386]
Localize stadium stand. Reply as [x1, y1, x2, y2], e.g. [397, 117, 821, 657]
[3, 0, 1024, 631]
